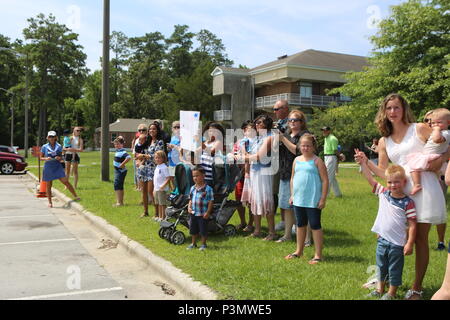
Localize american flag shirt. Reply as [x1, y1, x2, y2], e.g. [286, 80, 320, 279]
[371, 183, 416, 247]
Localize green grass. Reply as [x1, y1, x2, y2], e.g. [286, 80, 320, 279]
[26, 152, 450, 300]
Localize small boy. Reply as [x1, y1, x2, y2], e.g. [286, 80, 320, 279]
[113, 136, 131, 207]
[187, 166, 214, 251]
[357, 155, 417, 300]
[134, 133, 148, 168]
[153, 150, 171, 221]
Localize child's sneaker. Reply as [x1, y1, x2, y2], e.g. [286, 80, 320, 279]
[199, 244, 207, 251]
[366, 290, 381, 299]
[186, 244, 197, 250]
[380, 293, 394, 300]
[437, 242, 446, 251]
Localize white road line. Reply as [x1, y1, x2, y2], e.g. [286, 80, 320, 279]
[9, 287, 124, 300]
[0, 238, 76, 246]
[0, 215, 53, 219]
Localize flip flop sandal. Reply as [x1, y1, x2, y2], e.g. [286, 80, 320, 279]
[247, 232, 261, 238]
[308, 258, 322, 265]
[243, 226, 255, 233]
[284, 253, 300, 260]
[276, 236, 291, 243]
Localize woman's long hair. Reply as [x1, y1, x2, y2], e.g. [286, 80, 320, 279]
[375, 93, 415, 137]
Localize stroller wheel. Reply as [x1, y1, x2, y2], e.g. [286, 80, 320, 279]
[170, 231, 186, 245]
[158, 227, 168, 239]
[224, 224, 237, 237]
[162, 228, 173, 241]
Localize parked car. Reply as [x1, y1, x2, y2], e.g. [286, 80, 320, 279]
[0, 145, 18, 154]
[0, 151, 27, 174]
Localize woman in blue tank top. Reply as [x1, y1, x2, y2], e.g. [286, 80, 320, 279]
[284, 134, 329, 264]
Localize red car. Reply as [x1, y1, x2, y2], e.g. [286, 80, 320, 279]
[0, 151, 28, 174]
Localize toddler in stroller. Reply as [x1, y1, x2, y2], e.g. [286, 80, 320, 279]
[158, 157, 243, 245]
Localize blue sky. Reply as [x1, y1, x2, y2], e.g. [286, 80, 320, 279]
[0, 0, 405, 72]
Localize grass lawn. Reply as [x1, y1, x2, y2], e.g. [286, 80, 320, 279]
[26, 152, 450, 300]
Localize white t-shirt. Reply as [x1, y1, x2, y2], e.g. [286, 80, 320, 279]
[371, 183, 417, 247]
[423, 129, 450, 155]
[153, 163, 170, 191]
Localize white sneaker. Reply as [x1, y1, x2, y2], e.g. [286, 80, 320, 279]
[275, 221, 285, 231]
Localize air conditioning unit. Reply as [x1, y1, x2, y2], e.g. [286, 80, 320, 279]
[214, 110, 232, 121]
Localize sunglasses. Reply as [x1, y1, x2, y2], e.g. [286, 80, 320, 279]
[48, 136, 56, 138]
[173, 126, 180, 129]
[424, 118, 430, 123]
[273, 107, 281, 112]
[138, 129, 148, 132]
[288, 118, 303, 123]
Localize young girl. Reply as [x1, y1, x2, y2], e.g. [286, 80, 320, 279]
[63, 126, 84, 189]
[285, 134, 329, 264]
[153, 150, 171, 221]
[406, 108, 450, 195]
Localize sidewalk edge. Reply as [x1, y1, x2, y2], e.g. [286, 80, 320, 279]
[26, 172, 218, 300]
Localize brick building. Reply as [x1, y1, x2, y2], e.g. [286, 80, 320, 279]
[212, 49, 369, 128]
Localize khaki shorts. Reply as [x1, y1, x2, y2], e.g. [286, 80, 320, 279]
[153, 190, 169, 206]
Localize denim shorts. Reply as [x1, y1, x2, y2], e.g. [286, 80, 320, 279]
[293, 206, 322, 230]
[114, 169, 127, 191]
[278, 179, 293, 210]
[189, 215, 208, 237]
[376, 237, 404, 287]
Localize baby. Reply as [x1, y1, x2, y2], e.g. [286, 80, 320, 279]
[407, 108, 450, 195]
[134, 134, 148, 168]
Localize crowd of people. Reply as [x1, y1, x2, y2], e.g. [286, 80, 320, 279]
[39, 94, 450, 300]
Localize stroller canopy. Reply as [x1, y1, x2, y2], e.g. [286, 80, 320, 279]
[173, 163, 194, 196]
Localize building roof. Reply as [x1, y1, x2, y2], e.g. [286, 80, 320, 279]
[250, 49, 368, 73]
[211, 66, 250, 77]
[95, 118, 159, 133]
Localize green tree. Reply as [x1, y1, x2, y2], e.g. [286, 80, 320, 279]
[319, 0, 450, 152]
[329, 0, 450, 134]
[23, 13, 87, 144]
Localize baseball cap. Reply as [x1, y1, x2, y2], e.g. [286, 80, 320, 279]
[321, 126, 331, 131]
[47, 131, 57, 137]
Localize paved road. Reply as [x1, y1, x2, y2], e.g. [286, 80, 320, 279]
[0, 174, 188, 300]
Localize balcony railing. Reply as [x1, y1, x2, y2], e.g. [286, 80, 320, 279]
[255, 93, 351, 109]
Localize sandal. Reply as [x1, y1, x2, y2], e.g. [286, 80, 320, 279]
[242, 225, 255, 233]
[276, 236, 291, 243]
[48, 203, 53, 208]
[247, 232, 261, 238]
[284, 253, 300, 260]
[404, 289, 423, 300]
[236, 223, 247, 231]
[263, 234, 277, 241]
[308, 258, 322, 265]
[140, 213, 149, 218]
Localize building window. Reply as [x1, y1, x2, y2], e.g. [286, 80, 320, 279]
[300, 82, 312, 98]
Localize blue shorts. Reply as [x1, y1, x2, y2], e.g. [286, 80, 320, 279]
[376, 237, 404, 287]
[293, 206, 322, 230]
[278, 179, 293, 210]
[189, 215, 208, 237]
[114, 168, 127, 191]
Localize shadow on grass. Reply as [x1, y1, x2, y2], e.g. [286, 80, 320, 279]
[324, 229, 362, 248]
[322, 254, 367, 264]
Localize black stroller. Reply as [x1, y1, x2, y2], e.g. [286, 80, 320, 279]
[158, 157, 243, 245]
[158, 163, 193, 245]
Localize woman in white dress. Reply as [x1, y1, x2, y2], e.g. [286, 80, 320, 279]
[243, 115, 276, 240]
[355, 93, 449, 300]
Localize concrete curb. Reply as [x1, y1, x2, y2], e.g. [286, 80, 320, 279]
[26, 172, 218, 300]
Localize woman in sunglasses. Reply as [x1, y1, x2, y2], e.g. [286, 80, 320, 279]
[132, 124, 149, 191]
[277, 110, 311, 243]
[135, 122, 165, 218]
[41, 131, 79, 207]
[241, 115, 276, 240]
[64, 126, 84, 189]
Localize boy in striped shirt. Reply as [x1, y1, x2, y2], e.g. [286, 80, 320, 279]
[113, 137, 131, 207]
[359, 160, 417, 300]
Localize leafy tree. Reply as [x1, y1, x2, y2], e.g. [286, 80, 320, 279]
[326, 0, 450, 149]
[23, 13, 87, 144]
[310, 0, 450, 155]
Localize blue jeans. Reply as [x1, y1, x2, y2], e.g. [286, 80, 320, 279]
[376, 237, 404, 287]
[114, 169, 127, 191]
